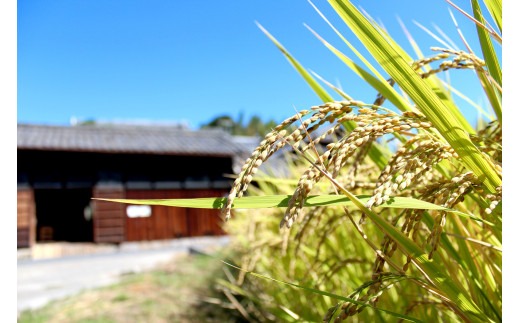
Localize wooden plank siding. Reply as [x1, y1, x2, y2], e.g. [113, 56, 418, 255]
[92, 187, 126, 243]
[125, 189, 227, 241]
[185, 189, 227, 237]
[17, 188, 36, 248]
[125, 190, 189, 241]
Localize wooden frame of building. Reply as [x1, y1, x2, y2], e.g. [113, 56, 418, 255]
[17, 123, 246, 248]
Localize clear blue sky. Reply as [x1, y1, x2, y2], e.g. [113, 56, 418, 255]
[18, 0, 498, 129]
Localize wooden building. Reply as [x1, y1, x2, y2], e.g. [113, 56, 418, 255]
[17, 123, 248, 249]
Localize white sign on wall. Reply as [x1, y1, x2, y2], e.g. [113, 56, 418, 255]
[126, 205, 152, 218]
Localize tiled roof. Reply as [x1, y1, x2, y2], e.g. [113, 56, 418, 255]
[17, 123, 245, 156]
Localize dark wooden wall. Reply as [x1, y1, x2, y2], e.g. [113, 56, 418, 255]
[124, 189, 227, 241]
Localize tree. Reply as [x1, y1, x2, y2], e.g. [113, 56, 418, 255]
[200, 113, 278, 137]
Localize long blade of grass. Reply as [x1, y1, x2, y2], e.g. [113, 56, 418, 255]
[310, 70, 353, 100]
[445, 0, 501, 44]
[414, 21, 457, 51]
[481, 0, 502, 33]
[304, 24, 412, 113]
[471, 0, 502, 87]
[438, 78, 494, 121]
[397, 18, 424, 60]
[93, 195, 448, 209]
[95, 195, 492, 226]
[328, 0, 501, 193]
[470, 0, 502, 124]
[476, 68, 502, 123]
[256, 22, 334, 103]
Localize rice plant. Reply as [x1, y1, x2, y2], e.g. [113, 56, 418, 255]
[217, 1, 502, 322]
[103, 0, 501, 321]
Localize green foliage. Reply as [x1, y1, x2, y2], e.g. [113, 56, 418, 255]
[200, 113, 278, 137]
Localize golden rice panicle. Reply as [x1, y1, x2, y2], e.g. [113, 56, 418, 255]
[291, 102, 353, 153]
[333, 289, 368, 322]
[327, 109, 414, 180]
[417, 47, 487, 79]
[279, 104, 373, 229]
[299, 121, 343, 154]
[422, 172, 478, 259]
[360, 115, 440, 224]
[471, 120, 502, 165]
[361, 215, 403, 311]
[485, 185, 502, 215]
[278, 101, 382, 229]
[411, 52, 451, 71]
[332, 275, 391, 322]
[282, 108, 437, 229]
[371, 49, 478, 110]
[280, 157, 326, 229]
[371, 217, 401, 278]
[222, 109, 310, 221]
[223, 101, 355, 222]
[366, 138, 456, 210]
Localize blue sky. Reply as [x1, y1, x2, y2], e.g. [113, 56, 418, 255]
[17, 0, 499, 129]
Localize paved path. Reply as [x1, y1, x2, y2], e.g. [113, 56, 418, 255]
[17, 236, 230, 314]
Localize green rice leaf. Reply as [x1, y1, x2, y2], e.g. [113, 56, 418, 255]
[256, 22, 334, 103]
[471, 0, 502, 123]
[476, 69, 502, 123]
[93, 195, 444, 210]
[305, 25, 412, 113]
[472, 0, 502, 88]
[482, 0, 502, 33]
[309, 0, 388, 83]
[397, 18, 425, 60]
[438, 78, 494, 121]
[94, 195, 492, 226]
